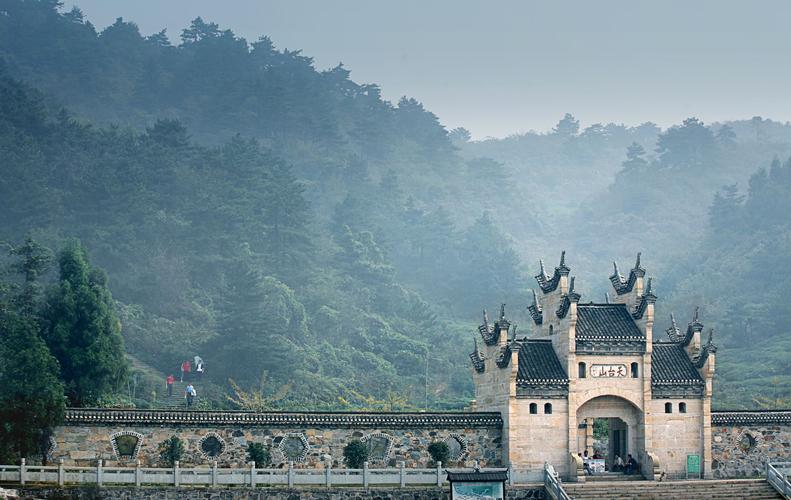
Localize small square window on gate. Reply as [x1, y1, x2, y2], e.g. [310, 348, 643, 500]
[544, 403, 553, 414]
[665, 402, 672, 413]
[529, 403, 538, 414]
[679, 402, 687, 413]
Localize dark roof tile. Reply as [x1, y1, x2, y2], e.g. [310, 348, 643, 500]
[576, 304, 644, 339]
[517, 340, 568, 385]
[447, 470, 509, 482]
[651, 343, 704, 385]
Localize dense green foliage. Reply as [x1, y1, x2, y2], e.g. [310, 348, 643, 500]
[2, 1, 791, 411]
[0, 310, 65, 462]
[0, 239, 65, 462]
[427, 441, 450, 465]
[246, 442, 271, 467]
[43, 243, 127, 406]
[158, 436, 185, 466]
[342, 440, 368, 469]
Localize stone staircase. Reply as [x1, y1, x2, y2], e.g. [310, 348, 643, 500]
[157, 380, 202, 409]
[563, 478, 782, 499]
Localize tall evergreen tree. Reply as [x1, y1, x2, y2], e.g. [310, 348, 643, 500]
[0, 311, 65, 462]
[212, 259, 307, 386]
[0, 239, 64, 462]
[43, 242, 127, 406]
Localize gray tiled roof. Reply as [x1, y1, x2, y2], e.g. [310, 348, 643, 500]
[517, 340, 568, 385]
[447, 470, 509, 482]
[576, 304, 644, 339]
[64, 409, 503, 428]
[712, 410, 791, 425]
[651, 343, 704, 385]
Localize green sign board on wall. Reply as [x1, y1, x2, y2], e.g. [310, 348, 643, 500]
[687, 454, 701, 478]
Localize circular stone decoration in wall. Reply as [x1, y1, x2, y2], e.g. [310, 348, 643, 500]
[361, 433, 394, 462]
[279, 433, 309, 463]
[444, 433, 469, 462]
[110, 431, 144, 461]
[198, 432, 227, 460]
[737, 431, 756, 453]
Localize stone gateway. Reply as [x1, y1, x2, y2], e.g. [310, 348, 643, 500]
[471, 253, 717, 479]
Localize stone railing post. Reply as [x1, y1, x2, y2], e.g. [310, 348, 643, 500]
[287, 461, 294, 487]
[507, 462, 515, 486]
[20, 458, 26, 485]
[211, 461, 218, 487]
[174, 460, 180, 487]
[58, 459, 65, 487]
[363, 461, 369, 488]
[250, 461, 256, 487]
[436, 461, 443, 487]
[97, 459, 103, 486]
[399, 461, 406, 488]
[325, 462, 332, 487]
[135, 460, 141, 487]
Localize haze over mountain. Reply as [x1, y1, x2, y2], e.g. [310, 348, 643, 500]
[1, 0, 790, 444]
[60, 0, 791, 138]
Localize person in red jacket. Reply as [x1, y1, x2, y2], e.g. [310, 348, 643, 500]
[180, 360, 191, 382]
[166, 374, 175, 397]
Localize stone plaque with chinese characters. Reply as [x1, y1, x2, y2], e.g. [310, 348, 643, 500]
[590, 364, 627, 378]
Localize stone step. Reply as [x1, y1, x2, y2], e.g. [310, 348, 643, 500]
[587, 474, 644, 481]
[564, 478, 782, 500]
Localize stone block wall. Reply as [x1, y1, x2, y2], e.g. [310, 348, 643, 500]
[508, 398, 568, 473]
[648, 398, 704, 478]
[16, 486, 548, 499]
[711, 410, 791, 478]
[51, 409, 503, 469]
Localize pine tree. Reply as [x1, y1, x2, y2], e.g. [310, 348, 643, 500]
[213, 260, 307, 386]
[43, 242, 127, 406]
[0, 238, 64, 463]
[0, 311, 66, 462]
[553, 113, 580, 138]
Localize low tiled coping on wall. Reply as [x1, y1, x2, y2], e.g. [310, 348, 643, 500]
[712, 410, 791, 425]
[64, 409, 504, 428]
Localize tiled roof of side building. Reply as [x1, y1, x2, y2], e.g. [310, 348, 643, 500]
[651, 343, 704, 385]
[576, 303, 645, 339]
[517, 339, 569, 385]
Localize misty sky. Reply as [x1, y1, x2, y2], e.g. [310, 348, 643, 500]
[62, 0, 791, 139]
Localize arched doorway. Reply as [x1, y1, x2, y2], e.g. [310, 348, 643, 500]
[576, 395, 644, 472]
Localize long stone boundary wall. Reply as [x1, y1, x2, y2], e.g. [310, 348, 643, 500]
[711, 410, 791, 478]
[15, 486, 547, 499]
[51, 408, 791, 479]
[52, 409, 504, 469]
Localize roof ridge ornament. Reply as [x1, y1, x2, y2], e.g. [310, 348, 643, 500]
[528, 289, 543, 325]
[536, 251, 570, 293]
[633, 276, 657, 319]
[666, 312, 683, 342]
[470, 335, 486, 373]
[556, 275, 582, 319]
[496, 303, 511, 331]
[478, 309, 498, 345]
[682, 306, 704, 347]
[694, 328, 717, 368]
[610, 252, 646, 295]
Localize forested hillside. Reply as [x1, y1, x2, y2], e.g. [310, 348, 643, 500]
[1, 0, 790, 411]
